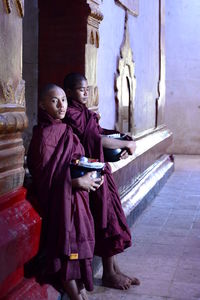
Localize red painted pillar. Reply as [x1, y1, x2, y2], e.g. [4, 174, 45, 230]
[0, 189, 60, 299]
[0, 188, 41, 298]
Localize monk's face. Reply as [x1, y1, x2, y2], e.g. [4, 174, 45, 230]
[70, 80, 89, 104]
[41, 87, 68, 120]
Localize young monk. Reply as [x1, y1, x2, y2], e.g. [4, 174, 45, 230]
[27, 84, 103, 300]
[63, 73, 140, 290]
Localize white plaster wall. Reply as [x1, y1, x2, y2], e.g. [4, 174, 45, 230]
[98, 1, 125, 129]
[165, 0, 200, 154]
[129, 0, 159, 134]
[98, 0, 159, 134]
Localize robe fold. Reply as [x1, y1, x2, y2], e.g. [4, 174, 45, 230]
[27, 109, 94, 291]
[64, 100, 132, 257]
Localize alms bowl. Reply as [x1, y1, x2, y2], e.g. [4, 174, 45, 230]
[103, 148, 123, 162]
[70, 161, 105, 179]
[103, 134, 128, 162]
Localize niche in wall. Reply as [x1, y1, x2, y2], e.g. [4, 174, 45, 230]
[115, 13, 136, 135]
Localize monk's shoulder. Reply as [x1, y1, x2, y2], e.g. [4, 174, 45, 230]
[40, 124, 66, 147]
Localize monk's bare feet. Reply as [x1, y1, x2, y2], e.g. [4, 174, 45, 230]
[76, 281, 89, 300]
[79, 289, 89, 300]
[113, 260, 140, 286]
[62, 279, 85, 300]
[102, 272, 131, 290]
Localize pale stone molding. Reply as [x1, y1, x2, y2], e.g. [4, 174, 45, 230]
[85, 0, 103, 110]
[115, 12, 136, 135]
[156, 0, 165, 126]
[115, 0, 139, 16]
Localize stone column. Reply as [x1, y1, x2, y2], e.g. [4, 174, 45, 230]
[0, 2, 46, 298]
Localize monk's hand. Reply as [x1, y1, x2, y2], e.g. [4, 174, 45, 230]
[75, 172, 101, 192]
[125, 140, 136, 155]
[95, 175, 104, 189]
[120, 149, 129, 160]
[89, 172, 104, 192]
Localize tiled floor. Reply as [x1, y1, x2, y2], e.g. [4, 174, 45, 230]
[90, 155, 200, 300]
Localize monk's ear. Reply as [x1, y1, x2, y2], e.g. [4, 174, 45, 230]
[39, 101, 45, 110]
[65, 88, 72, 98]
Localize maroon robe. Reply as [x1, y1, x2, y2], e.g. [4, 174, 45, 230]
[27, 109, 94, 291]
[64, 100, 132, 257]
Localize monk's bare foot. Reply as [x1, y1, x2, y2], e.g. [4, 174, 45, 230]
[113, 261, 140, 286]
[118, 273, 140, 286]
[76, 280, 89, 300]
[62, 279, 84, 300]
[79, 289, 89, 300]
[102, 272, 131, 290]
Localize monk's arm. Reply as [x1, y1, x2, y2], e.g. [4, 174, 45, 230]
[101, 136, 136, 155]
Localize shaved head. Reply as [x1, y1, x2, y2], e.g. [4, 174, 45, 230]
[63, 73, 87, 91]
[39, 83, 60, 103]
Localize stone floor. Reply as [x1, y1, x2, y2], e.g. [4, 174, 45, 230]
[89, 155, 200, 300]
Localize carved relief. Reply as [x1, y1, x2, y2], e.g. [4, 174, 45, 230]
[3, 0, 24, 17]
[15, 0, 24, 18]
[85, 0, 103, 111]
[96, 32, 99, 48]
[115, 13, 136, 135]
[90, 30, 95, 45]
[0, 111, 28, 133]
[0, 79, 25, 106]
[3, 0, 11, 13]
[115, 0, 139, 16]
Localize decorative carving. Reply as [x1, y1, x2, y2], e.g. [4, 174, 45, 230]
[115, 12, 136, 135]
[0, 111, 28, 134]
[115, 0, 139, 16]
[87, 0, 104, 22]
[2, 0, 24, 17]
[96, 32, 99, 48]
[3, 0, 11, 13]
[87, 85, 99, 109]
[0, 79, 25, 106]
[90, 30, 95, 45]
[85, 0, 103, 110]
[15, 0, 24, 18]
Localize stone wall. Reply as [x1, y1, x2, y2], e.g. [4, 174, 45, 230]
[98, 0, 160, 134]
[165, 0, 200, 154]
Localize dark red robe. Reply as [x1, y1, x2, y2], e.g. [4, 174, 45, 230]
[64, 100, 132, 257]
[27, 109, 95, 291]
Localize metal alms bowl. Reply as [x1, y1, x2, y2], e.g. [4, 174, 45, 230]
[103, 148, 123, 162]
[103, 134, 128, 162]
